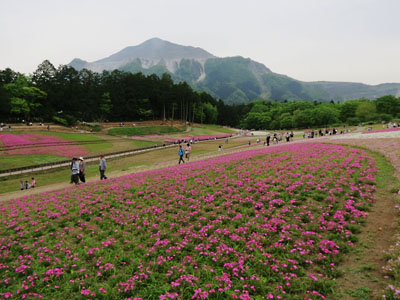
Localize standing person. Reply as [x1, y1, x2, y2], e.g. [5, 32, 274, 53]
[266, 135, 270, 146]
[31, 177, 36, 188]
[71, 157, 80, 185]
[79, 157, 86, 183]
[99, 155, 107, 180]
[20, 181, 24, 190]
[24, 180, 30, 189]
[185, 143, 191, 161]
[178, 145, 185, 164]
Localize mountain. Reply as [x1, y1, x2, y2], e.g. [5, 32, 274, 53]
[68, 38, 400, 104]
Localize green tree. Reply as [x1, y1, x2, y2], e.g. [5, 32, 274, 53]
[355, 101, 376, 122]
[203, 102, 218, 124]
[10, 97, 30, 119]
[293, 109, 314, 128]
[280, 112, 293, 129]
[375, 95, 400, 116]
[99, 92, 113, 120]
[311, 105, 339, 126]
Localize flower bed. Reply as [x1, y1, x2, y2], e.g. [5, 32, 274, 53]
[0, 143, 377, 299]
[0, 133, 89, 157]
[362, 128, 400, 134]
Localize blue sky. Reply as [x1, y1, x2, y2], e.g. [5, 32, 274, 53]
[0, 0, 399, 84]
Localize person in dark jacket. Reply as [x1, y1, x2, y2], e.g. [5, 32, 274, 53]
[79, 157, 86, 183]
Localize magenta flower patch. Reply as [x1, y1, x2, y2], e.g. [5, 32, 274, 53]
[0, 133, 89, 157]
[0, 143, 377, 299]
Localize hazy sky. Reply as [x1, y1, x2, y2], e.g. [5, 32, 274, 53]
[1, 0, 399, 85]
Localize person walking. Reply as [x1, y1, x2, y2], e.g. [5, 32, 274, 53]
[99, 155, 107, 180]
[79, 157, 86, 183]
[31, 177, 36, 188]
[25, 180, 30, 189]
[178, 145, 185, 164]
[185, 143, 191, 161]
[20, 181, 24, 190]
[266, 135, 270, 146]
[71, 157, 80, 185]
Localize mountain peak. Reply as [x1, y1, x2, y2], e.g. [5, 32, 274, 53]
[102, 38, 215, 62]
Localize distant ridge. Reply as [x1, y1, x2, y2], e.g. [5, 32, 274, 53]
[68, 38, 400, 104]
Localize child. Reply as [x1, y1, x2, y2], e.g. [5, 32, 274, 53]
[31, 177, 36, 188]
[20, 181, 24, 190]
[25, 181, 30, 189]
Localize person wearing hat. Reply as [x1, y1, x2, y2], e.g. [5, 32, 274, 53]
[70, 157, 80, 185]
[79, 157, 86, 183]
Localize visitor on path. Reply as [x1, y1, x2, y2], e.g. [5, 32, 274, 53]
[185, 143, 191, 161]
[178, 145, 185, 164]
[31, 177, 36, 188]
[99, 155, 107, 180]
[24, 180, 30, 189]
[79, 157, 86, 183]
[266, 135, 270, 146]
[273, 133, 278, 144]
[71, 157, 80, 185]
[20, 181, 24, 190]
[218, 145, 223, 151]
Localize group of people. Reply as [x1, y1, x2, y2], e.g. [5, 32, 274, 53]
[20, 178, 35, 190]
[70, 155, 107, 185]
[178, 143, 192, 164]
[70, 157, 86, 185]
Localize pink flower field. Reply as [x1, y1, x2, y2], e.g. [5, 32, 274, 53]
[362, 128, 400, 134]
[0, 133, 89, 157]
[0, 143, 377, 299]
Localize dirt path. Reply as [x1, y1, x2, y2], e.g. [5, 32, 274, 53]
[322, 138, 400, 299]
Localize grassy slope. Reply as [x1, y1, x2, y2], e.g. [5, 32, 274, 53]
[108, 126, 185, 136]
[0, 137, 251, 194]
[0, 154, 68, 170]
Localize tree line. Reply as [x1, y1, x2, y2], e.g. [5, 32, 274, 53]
[0, 60, 218, 126]
[1, 60, 399, 130]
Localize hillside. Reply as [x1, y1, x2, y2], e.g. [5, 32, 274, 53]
[68, 38, 400, 104]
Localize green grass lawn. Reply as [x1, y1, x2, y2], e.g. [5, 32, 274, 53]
[0, 154, 68, 170]
[108, 126, 186, 136]
[189, 124, 235, 136]
[36, 131, 113, 152]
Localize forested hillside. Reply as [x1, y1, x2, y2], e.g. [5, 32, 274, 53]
[1, 61, 400, 130]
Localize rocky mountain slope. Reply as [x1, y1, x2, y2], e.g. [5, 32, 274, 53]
[69, 38, 400, 104]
